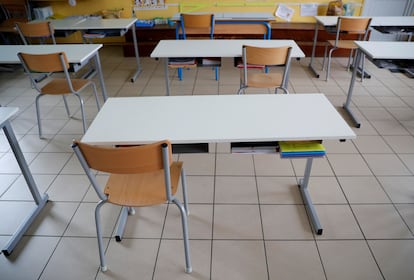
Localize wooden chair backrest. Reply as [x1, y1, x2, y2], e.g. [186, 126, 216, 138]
[16, 21, 54, 38]
[337, 17, 372, 34]
[244, 45, 292, 66]
[18, 52, 69, 73]
[182, 14, 213, 28]
[74, 140, 173, 174]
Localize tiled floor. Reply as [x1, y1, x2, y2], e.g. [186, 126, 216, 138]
[0, 45, 414, 280]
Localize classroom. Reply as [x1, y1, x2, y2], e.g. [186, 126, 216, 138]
[0, 0, 413, 279]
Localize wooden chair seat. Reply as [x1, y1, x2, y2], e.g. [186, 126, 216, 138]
[41, 78, 92, 95]
[327, 39, 358, 50]
[247, 73, 283, 88]
[105, 162, 182, 206]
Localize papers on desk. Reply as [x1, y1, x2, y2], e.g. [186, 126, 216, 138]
[279, 141, 326, 158]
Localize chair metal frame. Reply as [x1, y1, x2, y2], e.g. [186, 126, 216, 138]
[18, 52, 100, 138]
[238, 45, 292, 95]
[170, 13, 220, 81]
[322, 17, 372, 81]
[72, 140, 192, 273]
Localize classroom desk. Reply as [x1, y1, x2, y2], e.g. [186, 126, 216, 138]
[345, 41, 414, 128]
[150, 39, 305, 96]
[0, 107, 49, 256]
[308, 16, 414, 78]
[172, 12, 274, 39]
[46, 18, 142, 82]
[0, 44, 108, 101]
[81, 94, 356, 234]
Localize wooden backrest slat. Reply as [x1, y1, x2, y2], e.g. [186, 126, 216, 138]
[245, 45, 291, 66]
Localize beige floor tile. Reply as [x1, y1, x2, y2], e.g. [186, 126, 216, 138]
[154, 240, 211, 280]
[369, 240, 414, 280]
[28, 152, 72, 174]
[1, 174, 54, 200]
[317, 240, 383, 280]
[122, 204, 167, 239]
[211, 240, 267, 280]
[0, 174, 18, 197]
[256, 176, 302, 204]
[40, 237, 105, 280]
[363, 154, 411, 176]
[254, 154, 295, 176]
[353, 135, 394, 153]
[96, 238, 159, 280]
[314, 205, 363, 239]
[179, 175, 214, 204]
[261, 205, 314, 239]
[214, 176, 258, 204]
[266, 240, 325, 280]
[370, 120, 410, 135]
[215, 153, 254, 176]
[0, 236, 60, 280]
[327, 154, 372, 176]
[64, 202, 120, 237]
[164, 204, 213, 240]
[0, 152, 37, 173]
[323, 139, 358, 154]
[399, 154, 414, 174]
[291, 157, 334, 176]
[378, 176, 414, 203]
[0, 201, 39, 235]
[46, 174, 90, 201]
[338, 176, 390, 203]
[213, 204, 262, 239]
[307, 176, 347, 204]
[395, 204, 414, 234]
[179, 154, 215, 176]
[383, 135, 414, 153]
[351, 204, 412, 239]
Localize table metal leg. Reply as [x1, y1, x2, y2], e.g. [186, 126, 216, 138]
[298, 158, 323, 235]
[308, 23, 320, 78]
[164, 58, 171, 96]
[130, 24, 143, 82]
[93, 53, 108, 102]
[344, 49, 362, 128]
[1, 122, 49, 256]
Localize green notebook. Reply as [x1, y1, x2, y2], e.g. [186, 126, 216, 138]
[279, 141, 325, 153]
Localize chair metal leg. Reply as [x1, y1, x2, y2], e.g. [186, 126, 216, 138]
[326, 48, 336, 81]
[95, 200, 108, 272]
[90, 83, 101, 110]
[74, 94, 87, 133]
[181, 169, 189, 215]
[115, 206, 129, 242]
[322, 45, 328, 71]
[35, 95, 43, 138]
[214, 66, 219, 81]
[172, 197, 192, 273]
[62, 95, 71, 117]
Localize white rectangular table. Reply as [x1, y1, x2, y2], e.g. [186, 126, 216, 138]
[0, 107, 48, 256]
[82, 94, 356, 234]
[150, 39, 305, 95]
[308, 16, 414, 78]
[0, 44, 108, 101]
[345, 41, 414, 127]
[45, 18, 142, 82]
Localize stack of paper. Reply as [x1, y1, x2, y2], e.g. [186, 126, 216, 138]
[279, 141, 326, 158]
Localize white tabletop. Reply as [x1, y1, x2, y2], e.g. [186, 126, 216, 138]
[315, 16, 414, 27]
[0, 44, 103, 64]
[47, 18, 137, 30]
[150, 39, 305, 58]
[81, 94, 356, 146]
[355, 41, 414, 59]
[171, 12, 275, 21]
[0, 107, 18, 127]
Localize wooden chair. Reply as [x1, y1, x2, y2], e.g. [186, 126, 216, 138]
[72, 140, 192, 273]
[169, 13, 220, 81]
[15, 21, 56, 44]
[322, 17, 372, 81]
[18, 52, 100, 138]
[237, 45, 292, 95]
